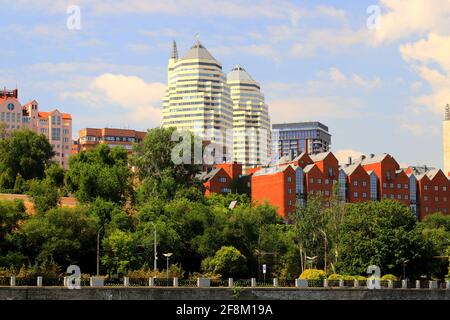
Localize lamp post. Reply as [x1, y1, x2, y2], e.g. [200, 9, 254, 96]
[96, 225, 104, 276]
[163, 253, 173, 286]
[403, 260, 410, 280]
[306, 256, 318, 272]
[319, 229, 328, 274]
[149, 222, 157, 272]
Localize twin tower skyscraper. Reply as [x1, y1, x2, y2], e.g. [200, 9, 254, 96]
[162, 40, 271, 169]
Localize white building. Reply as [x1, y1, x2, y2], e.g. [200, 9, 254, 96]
[443, 104, 450, 177]
[227, 65, 271, 169]
[162, 41, 233, 147]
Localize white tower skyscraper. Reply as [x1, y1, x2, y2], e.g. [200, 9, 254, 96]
[227, 65, 271, 169]
[443, 104, 450, 177]
[162, 41, 233, 145]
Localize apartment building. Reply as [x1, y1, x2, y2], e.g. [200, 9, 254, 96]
[77, 128, 146, 153]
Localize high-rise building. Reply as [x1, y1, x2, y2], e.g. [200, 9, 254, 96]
[0, 88, 73, 168]
[227, 65, 271, 169]
[271, 122, 331, 160]
[443, 104, 450, 177]
[162, 40, 233, 147]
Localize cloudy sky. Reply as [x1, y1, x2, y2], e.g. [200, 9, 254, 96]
[1, 0, 449, 168]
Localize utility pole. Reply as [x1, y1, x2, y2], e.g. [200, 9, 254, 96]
[150, 222, 157, 271]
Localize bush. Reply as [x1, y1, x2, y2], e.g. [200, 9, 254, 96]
[381, 274, 397, 281]
[299, 269, 326, 280]
[127, 264, 185, 279]
[327, 273, 342, 280]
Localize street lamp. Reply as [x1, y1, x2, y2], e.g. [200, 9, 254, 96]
[306, 256, 318, 271]
[319, 229, 328, 274]
[149, 222, 157, 272]
[96, 225, 104, 276]
[403, 260, 410, 280]
[163, 252, 173, 286]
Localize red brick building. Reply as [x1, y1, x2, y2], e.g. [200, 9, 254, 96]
[197, 162, 242, 197]
[341, 164, 370, 203]
[251, 165, 296, 217]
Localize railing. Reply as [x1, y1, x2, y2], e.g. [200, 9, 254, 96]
[1, 276, 449, 290]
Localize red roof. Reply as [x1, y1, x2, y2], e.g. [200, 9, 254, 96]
[38, 111, 72, 120]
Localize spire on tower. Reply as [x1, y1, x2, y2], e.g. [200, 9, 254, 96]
[170, 40, 179, 60]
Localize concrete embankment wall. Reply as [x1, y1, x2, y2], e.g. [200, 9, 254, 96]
[1, 287, 449, 300]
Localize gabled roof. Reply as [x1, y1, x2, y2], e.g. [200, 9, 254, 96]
[196, 168, 222, 182]
[303, 164, 316, 173]
[293, 151, 309, 162]
[426, 169, 442, 180]
[342, 164, 360, 176]
[227, 65, 258, 84]
[253, 165, 292, 177]
[359, 153, 388, 165]
[183, 40, 218, 61]
[310, 151, 332, 162]
[23, 100, 38, 106]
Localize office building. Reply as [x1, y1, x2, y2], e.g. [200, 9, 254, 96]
[162, 40, 233, 146]
[77, 128, 146, 153]
[227, 65, 271, 169]
[271, 122, 331, 160]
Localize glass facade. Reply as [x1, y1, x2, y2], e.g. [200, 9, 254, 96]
[338, 170, 347, 201]
[369, 172, 378, 200]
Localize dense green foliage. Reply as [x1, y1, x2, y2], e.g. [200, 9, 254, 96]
[0, 129, 54, 191]
[0, 127, 449, 279]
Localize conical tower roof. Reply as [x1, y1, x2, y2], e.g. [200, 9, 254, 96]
[227, 65, 258, 84]
[183, 40, 217, 61]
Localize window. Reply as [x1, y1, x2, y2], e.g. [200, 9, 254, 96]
[386, 171, 391, 180]
[288, 200, 293, 206]
[354, 180, 358, 186]
[310, 178, 314, 184]
[390, 183, 394, 189]
[220, 188, 231, 193]
[317, 178, 322, 184]
[362, 181, 367, 187]
[424, 185, 428, 191]
[383, 182, 387, 188]
[424, 196, 428, 201]
[435, 197, 439, 202]
[288, 188, 292, 194]
[51, 128, 61, 141]
[404, 184, 408, 189]
[287, 177, 292, 183]
[328, 168, 333, 177]
[443, 186, 447, 192]
[397, 194, 401, 200]
[390, 194, 394, 199]
[325, 179, 329, 185]
[397, 184, 401, 189]
[354, 192, 358, 198]
[383, 194, 387, 199]
[362, 192, 367, 198]
[425, 207, 429, 213]
[218, 177, 227, 183]
[325, 190, 330, 196]
[405, 195, 409, 200]
[444, 197, 447, 202]
[434, 186, 438, 191]
[317, 190, 322, 196]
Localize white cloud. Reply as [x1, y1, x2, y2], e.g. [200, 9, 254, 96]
[400, 33, 450, 115]
[371, 0, 450, 45]
[65, 74, 166, 128]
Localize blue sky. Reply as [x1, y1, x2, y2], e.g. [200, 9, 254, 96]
[1, 0, 449, 168]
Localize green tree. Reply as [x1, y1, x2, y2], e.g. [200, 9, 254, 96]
[65, 144, 131, 204]
[337, 200, 434, 278]
[0, 200, 27, 268]
[18, 207, 97, 273]
[27, 179, 60, 214]
[0, 129, 54, 190]
[201, 246, 247, 278]
[101, 229, 138, 276]
[132, 127, 202, 202]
